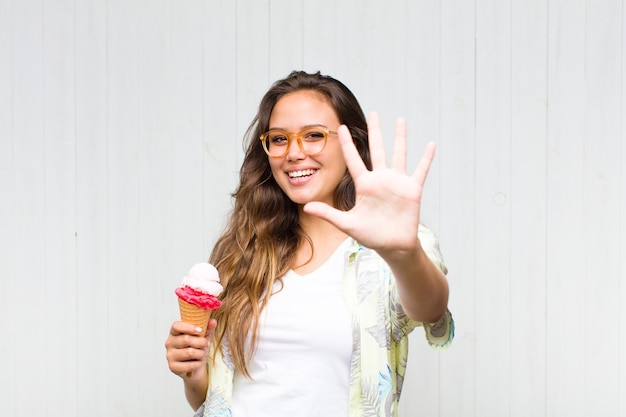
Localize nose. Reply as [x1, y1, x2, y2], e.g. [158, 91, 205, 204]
[285, 134, 306, 161]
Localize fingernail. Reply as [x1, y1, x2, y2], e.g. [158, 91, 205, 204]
[195, 327, 202, 333]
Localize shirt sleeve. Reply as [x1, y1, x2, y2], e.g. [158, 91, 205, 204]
[193, 405, 204, 417]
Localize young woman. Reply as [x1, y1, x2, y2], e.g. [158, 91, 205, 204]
[165, 71, 454, 417]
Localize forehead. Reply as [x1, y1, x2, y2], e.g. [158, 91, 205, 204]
[269, 90, 338, 127]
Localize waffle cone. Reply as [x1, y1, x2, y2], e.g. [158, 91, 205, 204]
[178, 298, 212, 336]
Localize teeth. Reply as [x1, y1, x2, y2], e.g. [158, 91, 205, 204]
[288, 169, 316, 178]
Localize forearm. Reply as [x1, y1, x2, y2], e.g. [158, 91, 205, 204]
[184, 369, 209, 411]
[380, 245, 449, 323]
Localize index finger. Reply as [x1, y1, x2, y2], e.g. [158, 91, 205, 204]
[170, 320, 205, 336]
[337, 124, 368, 179]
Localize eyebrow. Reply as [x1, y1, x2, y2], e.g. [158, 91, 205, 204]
[267, 123, 329, 131]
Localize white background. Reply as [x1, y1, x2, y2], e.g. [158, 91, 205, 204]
[1, 0, 624, 416]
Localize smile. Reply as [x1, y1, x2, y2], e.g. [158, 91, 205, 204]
[288, 169, 317, 178]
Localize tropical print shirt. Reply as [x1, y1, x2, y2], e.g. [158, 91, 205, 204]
[195, 225, 454, 417]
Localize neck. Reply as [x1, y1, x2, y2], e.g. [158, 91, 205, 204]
[293, 206, 348, 274]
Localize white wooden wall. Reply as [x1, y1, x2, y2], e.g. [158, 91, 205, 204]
[1, 0, 624, 416]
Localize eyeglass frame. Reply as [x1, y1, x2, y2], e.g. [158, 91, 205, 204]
[259, 126, 338, 158]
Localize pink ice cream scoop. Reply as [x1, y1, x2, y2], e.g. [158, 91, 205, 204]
[175, 263, 223, 336]
[175, 263, 223, 311]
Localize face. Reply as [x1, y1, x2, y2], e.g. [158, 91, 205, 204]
[267, 90, 346, 207]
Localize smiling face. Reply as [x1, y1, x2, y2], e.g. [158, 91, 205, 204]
[267, 89, 346, 207]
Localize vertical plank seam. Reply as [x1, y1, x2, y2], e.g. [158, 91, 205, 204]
[472, 0, 478, 415]
[543, 0, 551, 416]
[72, 0, 79, 413]
[508, 1, 514, 416]
[619, 0, 624, 412]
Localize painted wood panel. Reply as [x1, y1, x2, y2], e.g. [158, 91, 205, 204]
[0, 0, 15, 414]
[202, 0, 239, 257]
[1, 1, 625, 416]
[582, 2, 622, 414]
[546, 1, 587, 417]
[475, 0, 513, 413]
[400, 3, 444, 416]
[74, 0, 110, 415]
[10, 2, 47, 417]
[42, 0, 78, 413]
[621, 6, 626, 415]
[106, 0, 142, 415]
[510, 1, 548, 415]
[438, 1, 477, 416]
[612, 4, 626, 415]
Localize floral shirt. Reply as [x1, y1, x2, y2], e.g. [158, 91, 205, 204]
[195, 225, 454, 417]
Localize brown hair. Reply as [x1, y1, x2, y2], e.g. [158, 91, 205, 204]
[210, 71, 370, 376]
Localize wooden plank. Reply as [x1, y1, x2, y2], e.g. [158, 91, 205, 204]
[334, 0, 409, 132]
[438, 1, 476, 416]
[136, 0, 177, 415]
[510, 1, 548, 416]
[74, 0, 110, 415]
[302, 0, 338, 74]
[362, 0, 407, 129]
[400, 1, 442, 416]
[202, 0, 239, 255]
[474, 1, 512, 415]
[333, 0, 372, 113]
[546, 2, 586, 416]
[0, 0, 16, 415]
[268, 0, 303, 80]
[11, 1, 47, 416]
[582, 2, 622, 414]
[106, 0, 140, 415]
[405, 0, 442, 232]
[170, 0, 206, 275]
[236, 0, 270, 145]
[621, 4, 626, 409]
[42, 0, 78, 413]
[621, 4, 626, 412]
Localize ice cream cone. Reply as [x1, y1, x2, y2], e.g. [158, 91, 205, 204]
[178, 298, 212, 336]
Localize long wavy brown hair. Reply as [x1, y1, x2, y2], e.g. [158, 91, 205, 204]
[209, 71, 371, 377]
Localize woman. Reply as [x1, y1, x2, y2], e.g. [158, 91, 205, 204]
[165, 71, 454, 417]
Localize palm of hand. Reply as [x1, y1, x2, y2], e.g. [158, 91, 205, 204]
[304, 112, 436, 252]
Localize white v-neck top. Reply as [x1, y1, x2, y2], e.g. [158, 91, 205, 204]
[231, 238, 353, 417]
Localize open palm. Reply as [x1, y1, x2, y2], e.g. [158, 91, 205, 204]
[304, 112, 436, 253]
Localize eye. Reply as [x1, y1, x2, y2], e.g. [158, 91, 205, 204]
[269, 133, 288, 146]
[302, 130, 326, 142]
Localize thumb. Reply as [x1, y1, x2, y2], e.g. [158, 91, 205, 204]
[303, 201, 351, 230]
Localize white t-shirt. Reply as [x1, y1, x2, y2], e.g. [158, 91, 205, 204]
[231, 238, 353, 416]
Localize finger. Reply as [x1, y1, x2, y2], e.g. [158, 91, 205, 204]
[337, 124, 368, 179]
[172, 346, 209, 377]
[412, 142, 436, 187]
[166, 332, 210, 351]
[391, 117, 407, 172]
[204, 318, 217, 339]
[303, 201, 354, 234]
[170, 320, 205, 337]
[166, 340, 209, 374]
[367, 112, 387, 170]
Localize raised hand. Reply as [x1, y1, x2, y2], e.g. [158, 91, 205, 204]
[303, 112, 436, 255]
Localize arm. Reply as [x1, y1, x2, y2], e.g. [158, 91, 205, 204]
[184, 370, 209, 411]
[165, 320, 216, 410]
[304, 113, 449, 323]
[378, 240, 449, 323]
